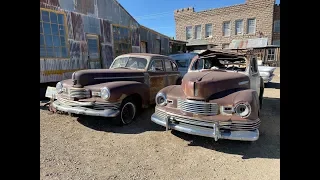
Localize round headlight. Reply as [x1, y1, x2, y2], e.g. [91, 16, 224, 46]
[156, 92, 167, 106]
[100, 87, 110, 100]
[234, 102, 251, 118]
[56, 82, 63, 93]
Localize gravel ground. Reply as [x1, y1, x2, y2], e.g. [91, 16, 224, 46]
[40, 68, 280, 180]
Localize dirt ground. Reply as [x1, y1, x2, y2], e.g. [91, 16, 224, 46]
[40, 68, 280, 180]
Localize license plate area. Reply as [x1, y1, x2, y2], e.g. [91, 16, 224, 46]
[45, 86, 57, 99]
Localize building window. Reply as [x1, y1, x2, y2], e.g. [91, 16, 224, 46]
[194, 25, 201, 39]
[235, 20, 243, 35]
[274, 20, 280, 33]
[272, 40, 280, 46]
[113, 25, 132, 57]
[40, 9, 68, 58]
[186, 26, 192, 40]
[247, 18, 256, 34]
[205, 24, 212, 37]
[222, 43, 229, 49]
[223, 21, 231, 37]
[267, 49, 275, 61]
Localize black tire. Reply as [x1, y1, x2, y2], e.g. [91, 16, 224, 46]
[176, 77, 182, 85]
[112, 97, 139, 126]
[259, 77, 264, 110]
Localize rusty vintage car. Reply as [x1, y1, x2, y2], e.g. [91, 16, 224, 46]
[45, 53, 180, 125]
[151, 49, 264, 141]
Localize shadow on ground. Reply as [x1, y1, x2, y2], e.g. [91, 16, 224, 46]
[76, 104, 164, 134]
[170, 97, 280, 159]
[265, 82, 280, 89]
[41, 97, 279, 159]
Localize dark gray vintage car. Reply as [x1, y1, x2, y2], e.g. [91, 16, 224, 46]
[46, 53, 180, 125]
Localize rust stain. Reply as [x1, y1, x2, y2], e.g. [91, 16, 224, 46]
[149, 76, 165, 103]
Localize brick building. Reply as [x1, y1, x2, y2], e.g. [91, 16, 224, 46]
[174, 0, 280, 49]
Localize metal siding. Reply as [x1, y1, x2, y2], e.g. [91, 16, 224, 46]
[41, 0, 170, 83]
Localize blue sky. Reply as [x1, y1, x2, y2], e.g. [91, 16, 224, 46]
[118, 0, 280, 38]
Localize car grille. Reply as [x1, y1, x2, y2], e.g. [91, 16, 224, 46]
[155, 108, 260, 131]
[92, 101, 121, 110]
[177, 99, 219, 115]
[56, 94, 120, 110]
[66, 88, 91, 99]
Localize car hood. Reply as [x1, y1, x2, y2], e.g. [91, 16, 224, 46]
[71, 68, 145, 88]
[181, 71, 250, 100]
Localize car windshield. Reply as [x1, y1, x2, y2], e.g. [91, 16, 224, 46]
[191, 56, 247, 72]
[110, 57, 148, 70]
[169, 53, 197, 68]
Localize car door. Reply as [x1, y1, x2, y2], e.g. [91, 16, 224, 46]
[148, 58, 166, 104]
[249, 56, 261, 96]
[164, 59, 180, 86]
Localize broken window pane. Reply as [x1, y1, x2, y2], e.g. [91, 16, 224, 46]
[59, 25, 65, 35]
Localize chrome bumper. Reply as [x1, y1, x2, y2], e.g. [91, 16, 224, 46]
[261, 74, 275, 83]
[151, 113, 259, 141]
[52, 101, 120, 118]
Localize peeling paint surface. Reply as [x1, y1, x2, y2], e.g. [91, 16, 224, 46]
[40, 0, 172, 83]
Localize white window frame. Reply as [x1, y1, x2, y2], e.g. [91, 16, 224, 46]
[223, 21, 231, 37]
[274, 20, 280, 33]
[186, 26, 192, 40]
[235, 19, 243, 35]
[194, 25, 201, 39]
[267, 49, 275, 61]
[205, 23, 212, 37]
[247, 18, 256, 34]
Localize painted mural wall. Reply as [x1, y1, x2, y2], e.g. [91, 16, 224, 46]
[40, 0, 169, 84]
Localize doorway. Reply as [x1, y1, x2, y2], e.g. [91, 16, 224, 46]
[86, 34, 102, 69]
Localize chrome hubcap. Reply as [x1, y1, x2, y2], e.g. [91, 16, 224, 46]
[121, 102, 136, 124]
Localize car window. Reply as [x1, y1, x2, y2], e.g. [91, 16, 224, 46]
[171, 61, 178, 71]
[149, 59, 164, 71]
[169, 53, 196, 68]
[165, 60, 173, 71]
[110, 57, 148, 69]
[191, 59, 204, 70]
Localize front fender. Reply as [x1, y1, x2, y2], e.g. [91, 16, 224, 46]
[209, 89, 260, 120]
[84, 81, 150, 105]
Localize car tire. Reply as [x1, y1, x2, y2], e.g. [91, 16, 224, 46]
[259, 77, 264, 110]
[112, 97, 138, 126]
[176, 77, 182, 85]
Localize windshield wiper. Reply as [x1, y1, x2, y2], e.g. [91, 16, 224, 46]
[113, 67, 131, 69]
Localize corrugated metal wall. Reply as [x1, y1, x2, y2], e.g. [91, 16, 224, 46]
[40, 0, 170, 83]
